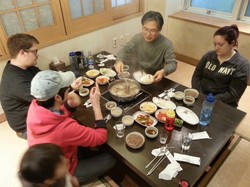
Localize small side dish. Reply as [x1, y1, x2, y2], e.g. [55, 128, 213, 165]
[140, 101, 157, 114]
[86, 69, 100, 78]
[81, 77, 94, 87]
[133, 111, 157, 127]
[126, 132, 145, 149]
[145, 126, 158, 138]
[184, 88, 199, 99]
[183, 96, 195, 106]
[174, 91, 185, 100]
[105, 101, 117, 111]
[139, 74, 154, 85]
[111, 107, 122, 118]
[79, 87, 89, 97]
[122, 115, 134, 126]
[95, 75, 110, 85]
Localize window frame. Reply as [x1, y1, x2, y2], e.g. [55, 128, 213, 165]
[0, 0, 145, 61]
[183, 0, 250, 22]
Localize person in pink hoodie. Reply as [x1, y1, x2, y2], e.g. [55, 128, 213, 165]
[26, 70, 116, 184]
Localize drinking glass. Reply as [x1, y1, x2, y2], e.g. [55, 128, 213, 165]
[159, 132, 168, 145]
[181, 133, 193, 151]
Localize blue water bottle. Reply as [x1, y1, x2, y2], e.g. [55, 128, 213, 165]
[199, 93, 215, 126]
[87, 51, 94, 69]
[69, 52, 80, 77]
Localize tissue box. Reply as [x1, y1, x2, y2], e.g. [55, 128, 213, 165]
[49, 61, 66, 72]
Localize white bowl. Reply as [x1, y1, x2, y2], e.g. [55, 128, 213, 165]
[183, 95, 195, 106]
[79, 87, 89, 97]
[174, 91, 185, 100]
[111, 107, 122, 118]
[122, 115, 134, 126]
[105, 101, 117, 111]
[95, 75, 110, 85]
[184, 88, 199, 99]
[145, 126, 158, 138]
[86, 69, 100, 78]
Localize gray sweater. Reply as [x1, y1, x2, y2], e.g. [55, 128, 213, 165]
[116, 33, 177, 75]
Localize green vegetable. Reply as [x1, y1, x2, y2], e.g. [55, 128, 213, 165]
[174, 118, 183, 127]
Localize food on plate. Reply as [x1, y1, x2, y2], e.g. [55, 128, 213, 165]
[156, 110, 168, 123]
[140, 102, 157, 114]
[96, 76, 109, 85]
[135, 114, 154, 126]
[81, 77, 94, 87]
[183, 96, 195, 106]
[126, 132, 145, 149]
[100, 68, 116, 77]
[109, 81, 140, 98]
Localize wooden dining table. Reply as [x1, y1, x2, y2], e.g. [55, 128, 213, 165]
[72, 51, 246, 187]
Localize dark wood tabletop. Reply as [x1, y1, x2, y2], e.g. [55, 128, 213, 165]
[72, 51, 246, 187]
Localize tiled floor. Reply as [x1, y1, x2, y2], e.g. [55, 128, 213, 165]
[0, 61, 249, 187]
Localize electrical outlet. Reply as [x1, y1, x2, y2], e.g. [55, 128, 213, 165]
[119, 35, 124, 46]
[113, 37, 118, 48]
[125, 33, 130, 43]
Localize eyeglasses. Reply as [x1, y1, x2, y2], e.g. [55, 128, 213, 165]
[142, 27, 159, 35]
[24, 49, 38, 55]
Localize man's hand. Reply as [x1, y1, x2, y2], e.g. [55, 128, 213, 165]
[114, 61, 124, 74]
[153, 69, 165, 82]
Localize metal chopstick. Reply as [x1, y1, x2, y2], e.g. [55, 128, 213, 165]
[146, 148, 173, 176]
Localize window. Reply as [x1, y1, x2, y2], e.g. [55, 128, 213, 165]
[0, 0, 144, 60]
[183, 0, 250, 22]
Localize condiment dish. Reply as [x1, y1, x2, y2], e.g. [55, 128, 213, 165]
[184, 88, 199, 99]
[145, 126, 158, 138]
[105, 101, 117, 111]
[183, 95, 195, 106]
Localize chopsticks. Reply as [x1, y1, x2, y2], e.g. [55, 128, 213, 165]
[146, 147, 173, 176]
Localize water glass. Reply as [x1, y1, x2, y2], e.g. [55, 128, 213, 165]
[159, 132, 168, 144]
[114, 122, 125, 138]
[181, 133, 193, 151]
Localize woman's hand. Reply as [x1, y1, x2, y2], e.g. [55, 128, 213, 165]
[67, 91, 81, 108]
[153, 69, 165, 82]
[71, 77, 82, 90]
[114, 61, 124, 74]
[89, 82, 101, 108]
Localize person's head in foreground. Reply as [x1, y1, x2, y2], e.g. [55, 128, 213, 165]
[141, 11, 164, 43]
[30, 70, 80, 109]
[19, 143, 79, 187]
[213, 24, 239, 60]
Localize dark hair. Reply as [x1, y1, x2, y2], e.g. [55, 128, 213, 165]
[214, 24, 239, 46]
[19, 143, 64, 184]
[37, 87, 68, 108]
[141, 11, 164, 31]
[7, 33, 39, 58]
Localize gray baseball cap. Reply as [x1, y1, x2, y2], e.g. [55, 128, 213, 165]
[31, 70, 75, 101]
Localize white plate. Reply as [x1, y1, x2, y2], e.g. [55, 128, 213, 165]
[133, 111, 157, 127]
[99, 68, 117, 77]
[126, 132, 145, 149]
[152, 97, 176, 110]
[81, 76, 94, 87]
[139, 101, 157, 114]
[176, 106, 199, 125]
[86, 69, 100, 78]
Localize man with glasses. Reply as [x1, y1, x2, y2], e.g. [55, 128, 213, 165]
[114, 11, 177, 82]
[0, 33, 41, 139]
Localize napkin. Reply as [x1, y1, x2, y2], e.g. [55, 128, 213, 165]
[174, 153, 201, 166]
[191, 131, 211, 140]
[159, 162, 182, 180]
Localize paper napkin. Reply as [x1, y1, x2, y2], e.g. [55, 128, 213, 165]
[191, 131, 211, 140]
[159, 162, 182, 180]
[174, 153, 201, 166]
